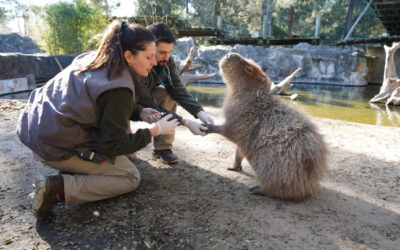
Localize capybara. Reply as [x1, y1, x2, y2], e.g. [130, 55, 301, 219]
[206, 53, 328, 201]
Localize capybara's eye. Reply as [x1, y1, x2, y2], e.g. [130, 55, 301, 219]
[246, 67, 253, 73]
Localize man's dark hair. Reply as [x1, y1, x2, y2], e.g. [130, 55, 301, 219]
[147, 22, 176, 44]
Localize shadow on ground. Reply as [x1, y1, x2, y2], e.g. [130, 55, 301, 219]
[0, 103, 399, 249]
[25, 151, 400, 249]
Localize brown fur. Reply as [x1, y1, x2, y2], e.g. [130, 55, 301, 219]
[215, 53, 328, 201]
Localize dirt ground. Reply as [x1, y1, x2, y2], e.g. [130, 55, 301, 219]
[0, 99, 399, 250]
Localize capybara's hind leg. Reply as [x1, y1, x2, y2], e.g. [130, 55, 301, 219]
[249, 186, 267, 196]
[228, 148, 243, 171]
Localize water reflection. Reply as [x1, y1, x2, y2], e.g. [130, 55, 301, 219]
[369, 103, 400, 127]
[287, 84, 380, 103]
[187, 83, 400, 127]
[2, 84, 399, 127]
[187, 85, 226, 108]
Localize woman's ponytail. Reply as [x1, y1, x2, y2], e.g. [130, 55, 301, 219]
[77, 20, 154, 80]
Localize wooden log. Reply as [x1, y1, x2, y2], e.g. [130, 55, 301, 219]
[176, 46, 217, 86]
[179, 47, 195, 75]
[370, 42, 400, 105]
[181, 73, 218, 86]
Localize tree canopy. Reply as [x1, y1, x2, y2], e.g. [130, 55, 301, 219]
[0, 0, 387, 54]
[32, 0, 109, 54]
[136, 0, 385, 42]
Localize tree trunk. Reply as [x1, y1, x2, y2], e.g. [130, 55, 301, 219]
[266, 2, 273, 38]
[261, 0, 267, 38]
[262, 0, 275, 39]
[344, 0, 373, 41]
[314, 13, 321, 38]
[23, 13, 27, 36]
[345, 0, 355, 38]
[370, 42, 400, 105]
[287, 6, 294, 37]
[214, 0, 223, 28]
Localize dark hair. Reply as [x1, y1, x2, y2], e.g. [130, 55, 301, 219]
[147, 22, 176, 44]
[78, 20, 155, 79]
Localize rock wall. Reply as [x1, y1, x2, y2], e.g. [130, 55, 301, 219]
[174, 40, 369, 86]
[0, 53, 77, 82]
[0, 33, 77, 83]
[1, 37, 370, 86]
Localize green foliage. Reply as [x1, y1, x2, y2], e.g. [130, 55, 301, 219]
[135, 0, 386, 44]
[184, 0, 261, 37]
[3, 0, 386, 52]
[1, 0, 33, 35]
[314, 0, 385, 43]
[38, 0, 109, 55]
[0, 6, 7, 23]
[135, 0, 187, 23]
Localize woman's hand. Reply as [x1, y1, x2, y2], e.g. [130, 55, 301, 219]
[140, 108, 162, 124]
[150, 114, 179, 136]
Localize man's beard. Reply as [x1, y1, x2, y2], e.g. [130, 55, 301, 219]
[158, 60, 168, 66]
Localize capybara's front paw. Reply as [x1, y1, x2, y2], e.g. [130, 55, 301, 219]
[201, 124, 222, 134]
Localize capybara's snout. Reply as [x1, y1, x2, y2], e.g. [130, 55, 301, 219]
[219, 53, 245, 74]
[221, 53, 243, 63]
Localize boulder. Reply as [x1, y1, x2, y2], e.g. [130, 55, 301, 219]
[0, 33, 45, 54]
[0, 53, 77, 82]
[0, 33, 77, 83]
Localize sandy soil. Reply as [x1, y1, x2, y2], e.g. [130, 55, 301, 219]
[0, 99, 399, 250]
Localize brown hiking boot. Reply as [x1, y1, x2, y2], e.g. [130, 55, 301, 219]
[27, 175, 65, 220]
[152, 149, 179, 164]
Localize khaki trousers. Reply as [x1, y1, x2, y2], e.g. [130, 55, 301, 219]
[151, 86, 177, 150]
[43, 155, 141, 205]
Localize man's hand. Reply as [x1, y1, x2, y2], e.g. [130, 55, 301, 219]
[184, 119, 208, 136]
[140, 108, 162, 124]
[197, 111, 214, 125]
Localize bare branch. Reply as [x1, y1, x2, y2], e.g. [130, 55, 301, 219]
[270, 67, 301, 95]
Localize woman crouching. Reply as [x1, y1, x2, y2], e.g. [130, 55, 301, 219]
[17, 20, 179, 220]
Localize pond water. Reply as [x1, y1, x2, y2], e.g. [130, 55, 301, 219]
[2, 83, 399, 127]
[187, 84, 400, 128]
